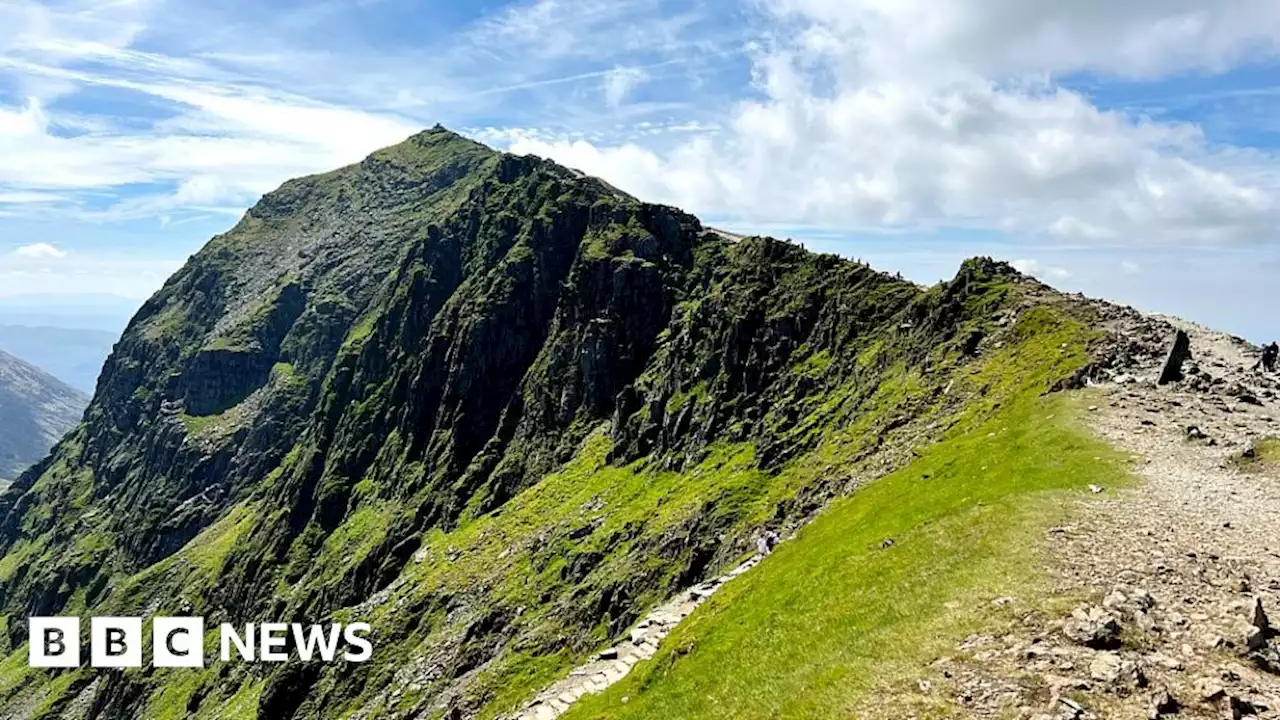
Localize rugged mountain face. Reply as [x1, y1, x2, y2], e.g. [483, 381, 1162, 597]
[0, 128, 1113, 720]
[0, 349, 87, 482]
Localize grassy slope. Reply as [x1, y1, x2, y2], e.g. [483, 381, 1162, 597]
[561, 312, 1133, 720]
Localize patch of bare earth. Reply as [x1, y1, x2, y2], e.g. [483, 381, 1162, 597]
[892, 314, 1280, 720]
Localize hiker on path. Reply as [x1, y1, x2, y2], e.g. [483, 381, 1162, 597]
[755, 532, 770, 556]
[756, 530, 781, 556]
[1261, 342, 1278, 373]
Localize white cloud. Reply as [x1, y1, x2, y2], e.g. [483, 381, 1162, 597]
[762, 0, 1280, 81]
[0, 0, 724, 221]
[0, 250, 180, 299]
[1011, 258, 1071, 280]
[1120, 260, 1142, 275]
[502, 0, 1280, 246]
[1, 0, 1279, 253]
[0, 80, 421, 218]
[13, 242, 67, 259]
[603, 66, 650, 107]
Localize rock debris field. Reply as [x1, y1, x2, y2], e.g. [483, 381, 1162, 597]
[927, 313, 1280, 719]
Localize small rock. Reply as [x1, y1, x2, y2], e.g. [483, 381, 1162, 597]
[598, 647, 619, 660]
[1089, 484, 1104, 494]
[1090, 653, 1147, 692]
[1148, 688, 1179, 719]
[1159, 330, 1192, 385]
[1149, 652, 1184, 671]
[1197, 680, 1226, 703]
[1090, 652, 1124, 682]
[880, 538, 896, 550]
[1228, 696, 1261, 720]
[1057, 696, 1084, 717]
[1246, 626, 1266, 652]
[1186, 426, 1207, 440]
[1065, 607, 1123, 650]
[1251, 598, 1270, 633]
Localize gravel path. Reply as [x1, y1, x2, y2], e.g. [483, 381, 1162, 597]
[925, 315, 1280, 720]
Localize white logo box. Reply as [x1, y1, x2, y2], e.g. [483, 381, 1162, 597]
[27, 618, 372, 668]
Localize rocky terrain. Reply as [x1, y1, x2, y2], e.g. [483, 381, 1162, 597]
[873, 311, 1280, 719]
[0, 349, 87, 483]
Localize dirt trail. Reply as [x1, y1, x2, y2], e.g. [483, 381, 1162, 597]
[932, 314, 1280, 719]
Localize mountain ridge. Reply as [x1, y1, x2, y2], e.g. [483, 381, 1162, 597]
[0, 127, 1165, 719]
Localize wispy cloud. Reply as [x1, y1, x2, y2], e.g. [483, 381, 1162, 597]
[604, 66, 651, 107]
[0, 0, 739, 224]
[13, 242, 67, 259]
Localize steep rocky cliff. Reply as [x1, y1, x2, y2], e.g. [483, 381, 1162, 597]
[0, 349, 86, 483]
[0, 128, 1112, 720]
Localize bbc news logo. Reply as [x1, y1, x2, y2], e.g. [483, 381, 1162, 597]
[29, 618, 373, 668]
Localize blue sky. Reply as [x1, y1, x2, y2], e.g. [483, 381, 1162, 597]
[1, 0, 1279, 340]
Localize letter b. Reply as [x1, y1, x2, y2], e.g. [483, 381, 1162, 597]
[91, 617, 142, 668]
[29, 617, 80, 668]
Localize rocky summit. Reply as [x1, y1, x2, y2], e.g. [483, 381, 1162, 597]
[0, 349, 87, 484]
[0, 128, 1277, 720]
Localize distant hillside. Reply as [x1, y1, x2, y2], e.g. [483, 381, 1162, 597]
[0, 349, 88, 483]
[0, 324, 119, 393]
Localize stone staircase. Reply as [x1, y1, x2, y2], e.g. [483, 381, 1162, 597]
[510, 553, 766, 720]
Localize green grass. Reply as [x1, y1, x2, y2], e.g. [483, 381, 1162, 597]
[179, 412, 223, 435]
[562, 392, 1131, 720]
[1232, 436, 1280, 472]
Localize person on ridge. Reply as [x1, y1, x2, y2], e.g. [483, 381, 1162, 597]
[1261, 342, 1278, 373]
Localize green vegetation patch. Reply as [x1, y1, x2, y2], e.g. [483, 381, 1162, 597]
[564, 392, 1130, 720]
[1232, 436, 1280, 473]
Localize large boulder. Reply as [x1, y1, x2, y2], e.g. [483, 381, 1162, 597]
[1158, 330, 1192, 385]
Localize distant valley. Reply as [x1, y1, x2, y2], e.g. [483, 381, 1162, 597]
[0, 324, 119, 394]
[0, 349, 88, 484]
